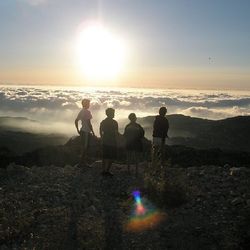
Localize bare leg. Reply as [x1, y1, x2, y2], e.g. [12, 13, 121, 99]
[79, 132, 89, 166]
[152, 144, 161, 163]
[103, 160, 113, 176]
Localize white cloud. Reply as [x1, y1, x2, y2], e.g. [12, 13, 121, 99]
[181, 106, 250, 120]
[0, 86, 249, 128]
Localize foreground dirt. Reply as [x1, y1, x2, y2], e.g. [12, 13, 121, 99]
[0, 162, 250, 250]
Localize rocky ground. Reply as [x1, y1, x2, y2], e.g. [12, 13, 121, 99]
[0, 161, 250, 250]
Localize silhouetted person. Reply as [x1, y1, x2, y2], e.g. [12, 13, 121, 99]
[75, 99, 95, 167]
[152, 107, 169, 165]
[100, 108, 118, 177]
[124, 113, 144, 176]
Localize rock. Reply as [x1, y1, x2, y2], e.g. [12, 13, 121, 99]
[92, 197, 100, 207]
[231, 197, 244, 205]
[0, 168, 7, 178]
[229, 190, 239, 197]
[64, 164, 72, 168]
[229, 167, 250, 176]
[187, 167, 197, 172]
[63, 164, 74, 171]
[0, 244, 9, 250]
[1, 150, 250, 249]
[199, 170, 205, 176]
[6, 162, 28, 176]
[86, 205, 97, 215]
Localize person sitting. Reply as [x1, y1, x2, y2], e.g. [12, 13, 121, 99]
[75, 99, 95, 167]
[124, 113, 145, 176]
[152, 106, 169, 165]
[100, 108, 118, 177]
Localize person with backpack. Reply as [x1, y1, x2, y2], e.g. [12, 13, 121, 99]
[124, 113, 145, 176]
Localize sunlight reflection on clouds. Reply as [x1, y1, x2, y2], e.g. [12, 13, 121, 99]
[0, 85, 249, 134]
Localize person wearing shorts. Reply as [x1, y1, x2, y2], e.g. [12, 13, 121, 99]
[75, 99, 95, 167]
[99, 108, 118, 176]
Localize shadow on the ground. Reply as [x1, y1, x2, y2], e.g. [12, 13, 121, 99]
[100, 178, 123, 250]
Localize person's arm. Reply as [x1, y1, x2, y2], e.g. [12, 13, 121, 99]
[166, 119, 169, 138]
[153, 118, 157, 130]
[123, 125, 128, 137]
[152, 116, 158, 137]
[87, 120, 95, 136]
[75, 116, 80, 135]
[75, 110, 83, 134]
[99, 122, 103, 139]
[115, 121, 119, 140]
[140, 124, 145, 138]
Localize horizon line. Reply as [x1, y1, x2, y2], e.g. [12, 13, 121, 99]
[1, 82, 250, 92]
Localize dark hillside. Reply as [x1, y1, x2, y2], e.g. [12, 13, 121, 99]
[0, 117, 68, 154]
[139, 115, 250, 152]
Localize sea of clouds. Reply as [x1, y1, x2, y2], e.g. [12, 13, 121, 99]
[0, 85, 249, 135]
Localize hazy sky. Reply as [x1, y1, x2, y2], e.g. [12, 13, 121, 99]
[0, 0, 250, 89]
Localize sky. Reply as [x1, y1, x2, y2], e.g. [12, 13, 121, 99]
[0, 0, 250, 90]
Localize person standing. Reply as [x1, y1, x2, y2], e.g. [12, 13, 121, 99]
[75, 99, 95, 167]
[124, 113, 144, 176]
[100, 108, 118, 176]
[152, 107, 169, 165]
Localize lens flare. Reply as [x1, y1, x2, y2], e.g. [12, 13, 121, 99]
[125, 190, 167, 232]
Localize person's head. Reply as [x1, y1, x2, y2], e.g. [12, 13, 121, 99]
[105, 108, 115, 118]
[82, 99, 90, 109]
[159, 106, 167, 116]
[128, 113, 137, 123]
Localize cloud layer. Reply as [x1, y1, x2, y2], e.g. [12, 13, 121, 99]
[0, 85, 249, 134]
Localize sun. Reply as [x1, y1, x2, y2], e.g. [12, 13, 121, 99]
[75, 23, 127, 81]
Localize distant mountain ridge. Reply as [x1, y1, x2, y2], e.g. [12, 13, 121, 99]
[0, 116, 68, 154]
[139, 114, 250, 152]
[0, 116, 37, 123]
[1, 114, 250, 168]
[0, 114, 249, 154]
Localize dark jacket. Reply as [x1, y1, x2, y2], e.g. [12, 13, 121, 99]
[153, 115, 169, 138]
[100, 118, 118, 146]
[124, 122, 144, 151]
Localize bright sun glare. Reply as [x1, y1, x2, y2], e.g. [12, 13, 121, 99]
[75, 23, 127, 81]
